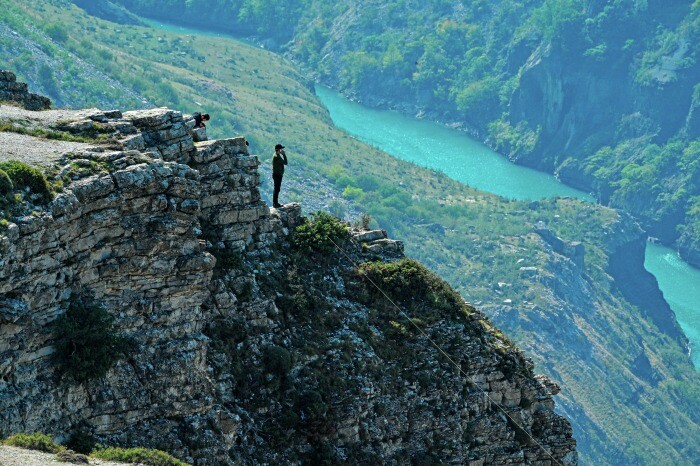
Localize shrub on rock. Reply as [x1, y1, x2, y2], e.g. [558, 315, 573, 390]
[263, 345, 293, 377]
[56, 449, 90, 464]
[3, 432, 64, 453]
[91, 447, 190, 466]
[0, 160, 52, 202]
[50, 298, 132, 383]
[355, 258, 470, 322]
[291, 211, 350, 256]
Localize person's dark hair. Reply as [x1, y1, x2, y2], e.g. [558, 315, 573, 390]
[202, 113, 210, 121]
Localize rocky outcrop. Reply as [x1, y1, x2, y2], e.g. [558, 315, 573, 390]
[602, 213, 686, 343]
[684, 87, 700, 139]
[204, 241, 577, 464]
[0, 83, 576, 464]
[535, 211, 684, 346]
[535, 222, 585, 270]
[353, 227, 404, 255]
[554, 158, 596, 194]
[0, 71, 50, 111]
[678, 227, 700, 269]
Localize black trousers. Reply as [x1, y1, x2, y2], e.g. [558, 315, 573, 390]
[273, 173, 283, 205]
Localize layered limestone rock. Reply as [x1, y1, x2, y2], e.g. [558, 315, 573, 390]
[535, 222, 585, 270]
[0, 71, 51, 111]
[0, 83, 576, 464]
[0, 104, 289, 463]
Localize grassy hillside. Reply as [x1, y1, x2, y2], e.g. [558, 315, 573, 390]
[2, 1, 700, 464]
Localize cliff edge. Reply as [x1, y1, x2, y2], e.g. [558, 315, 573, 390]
[0, 72, 576, 465]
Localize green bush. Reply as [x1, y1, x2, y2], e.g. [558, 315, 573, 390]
[0, 160, 52, 202]
[291, 211, 350, 256]
[38, 63, 58, 96]
[342, 185, 364, 200]
[211, 248, 243, 273]
[66, 429, 96, 455]
[328, 199, 346, 219]
[91, 447, 190, 466]
[44, 23, 69, 43]
[50, 298, 132, 383]
[355, 259, 468, 321]
[455, 77, 500, 113]
[3, 432, 64, 453]
[298, 390, 328, 422]
[0, 123, 101, 143]
[0, 169, 13, 196]
[263, 345, 292, 377]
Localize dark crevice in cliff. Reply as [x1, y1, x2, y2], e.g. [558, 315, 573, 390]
[607, 238, 686, 345]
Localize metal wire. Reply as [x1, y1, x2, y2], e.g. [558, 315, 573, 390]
[327, 235, 567, 466]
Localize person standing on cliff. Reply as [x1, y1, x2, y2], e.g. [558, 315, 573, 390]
[272, 143, 288, 208]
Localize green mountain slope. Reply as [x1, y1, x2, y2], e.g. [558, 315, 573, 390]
[109, 0, 700, 267]
[2, 1, 700, 464]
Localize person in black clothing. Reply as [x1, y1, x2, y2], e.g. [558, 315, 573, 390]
[193, 113, 210, 128]
[272, 143, 288, 208]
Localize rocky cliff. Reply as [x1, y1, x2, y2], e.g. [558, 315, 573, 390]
[0, 73, 576, 464]
[0, 70, 50, 111]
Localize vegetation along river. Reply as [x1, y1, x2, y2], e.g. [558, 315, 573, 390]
[142, 17, 700, 369]
[315, 85, 700, 369]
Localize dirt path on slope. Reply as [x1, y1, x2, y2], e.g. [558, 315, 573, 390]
[0, 446, 131, 466]
[0, 132, 93, 167]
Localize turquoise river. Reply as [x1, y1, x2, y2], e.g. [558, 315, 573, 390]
[315, 85, 700, 368]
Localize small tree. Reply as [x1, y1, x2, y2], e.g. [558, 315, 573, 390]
[263, 345, 292, 377]
[51, 298, 132, 383]
[328, 199, 346, 219]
